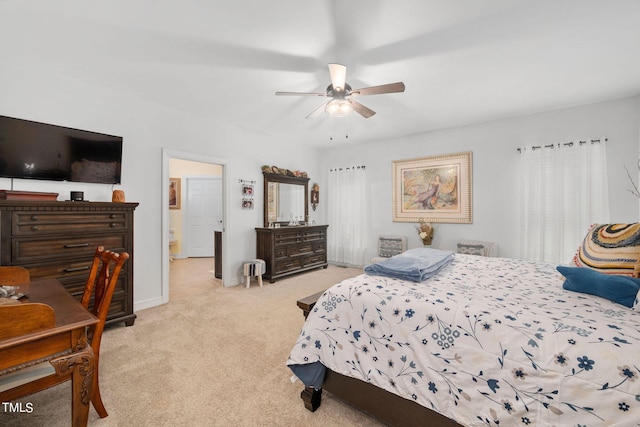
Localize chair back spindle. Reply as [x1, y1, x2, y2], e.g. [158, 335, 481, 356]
[80, 246, 129, 418]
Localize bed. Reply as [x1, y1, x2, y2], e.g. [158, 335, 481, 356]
[287, 243, 640, 426]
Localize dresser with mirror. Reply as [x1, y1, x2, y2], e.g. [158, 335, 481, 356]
[256, 171, 328, 282]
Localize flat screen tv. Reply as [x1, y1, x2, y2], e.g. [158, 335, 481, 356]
[0, 115, 123, 184]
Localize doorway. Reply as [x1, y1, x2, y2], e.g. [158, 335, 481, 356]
[162, 149, 228, 304]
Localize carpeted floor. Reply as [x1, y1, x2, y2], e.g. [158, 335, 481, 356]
[1, 259, 384, 426]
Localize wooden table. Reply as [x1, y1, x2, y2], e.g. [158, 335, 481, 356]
[0, 279, 98, 426]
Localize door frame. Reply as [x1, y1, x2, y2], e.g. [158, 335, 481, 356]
[161, 148, 229, 304]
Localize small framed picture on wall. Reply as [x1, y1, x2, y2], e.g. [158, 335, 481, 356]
[169, 178, 181, 210]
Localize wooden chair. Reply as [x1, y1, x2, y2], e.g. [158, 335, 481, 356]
[80, 246, 129, 418]
[0, 246, 128, 419]
[0, 266, 30, 286]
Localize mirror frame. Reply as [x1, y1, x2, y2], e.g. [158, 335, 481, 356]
[263, 172, 309, 227]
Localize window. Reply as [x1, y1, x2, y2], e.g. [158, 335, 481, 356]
[519, 140, 609, 263]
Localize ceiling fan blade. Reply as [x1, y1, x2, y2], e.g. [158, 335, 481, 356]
[328, 63, 347, 92]
[349, 100, 376, 118]
[276, 91, 327, 97]
[351, 82, 405, 96]
[305, 102, 329, 119]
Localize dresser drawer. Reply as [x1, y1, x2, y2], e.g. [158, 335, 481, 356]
[69, 288, 128, 322]
[100, 294, 128, 322]
[34, 265, 129, 322]
[274, 247, 288, 259]
[289, 243, 313, 257]
[12, 234, 126, 264]
[12, 211, 128, 236]
[275, 258, 303, 273]
[28, 259, 95, 280]
[61, 274, 128, 298]
[303, 254, 326, 267]
[27, 259, 128, 291]
[303, 230, 326, 241]
[58, 272, 133, 319]
[275, 231, 303, 246]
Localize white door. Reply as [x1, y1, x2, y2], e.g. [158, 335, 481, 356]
[186, 177, 222, 257]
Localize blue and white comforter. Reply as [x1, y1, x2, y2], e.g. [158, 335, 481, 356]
[287, 254, 640, 426]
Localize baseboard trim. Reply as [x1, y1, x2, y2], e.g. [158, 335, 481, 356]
[134, 296, 164, 312]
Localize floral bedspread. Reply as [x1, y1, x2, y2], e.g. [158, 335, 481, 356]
[287, 254, 640, 426]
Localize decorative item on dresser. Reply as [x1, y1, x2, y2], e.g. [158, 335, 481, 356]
[0, 200, 138, 326]
[256, 225, 328, 283]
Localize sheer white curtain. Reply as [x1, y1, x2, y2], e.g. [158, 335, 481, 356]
[519, 139, 609, 264]
[327, 165, 368, 266]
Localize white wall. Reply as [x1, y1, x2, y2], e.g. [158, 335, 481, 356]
[0, 68, 322, 310]
[319, 96, 640, 263]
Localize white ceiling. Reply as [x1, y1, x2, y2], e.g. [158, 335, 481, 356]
[2, 0, 640, 148]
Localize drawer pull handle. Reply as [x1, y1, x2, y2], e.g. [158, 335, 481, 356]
[31, 225, 38, 231]
[64, 243, 90, 248]
[64, 266, 90, 273]
[110, 214, 117, 219]
[110, 223, 117, 228]
[31, 215, 38, 221]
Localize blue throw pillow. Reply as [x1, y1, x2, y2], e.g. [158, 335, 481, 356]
[557, 266, 640, 308]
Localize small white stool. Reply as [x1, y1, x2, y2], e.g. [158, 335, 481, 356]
[243, 259, 266, 288]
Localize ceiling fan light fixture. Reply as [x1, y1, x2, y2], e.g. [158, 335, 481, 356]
[325, 99, 352, 117]
[276, 63, 403, 119]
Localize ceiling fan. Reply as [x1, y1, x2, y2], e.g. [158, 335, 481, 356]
[276, 63, 405, 119]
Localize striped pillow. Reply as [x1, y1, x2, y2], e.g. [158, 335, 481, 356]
[574, 223, 640, 276]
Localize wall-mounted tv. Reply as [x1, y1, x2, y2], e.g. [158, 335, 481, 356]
[0, 115, 123, 184]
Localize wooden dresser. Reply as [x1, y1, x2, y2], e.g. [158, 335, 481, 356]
[256, 225, 328, 283]
[0, 200, 138, 326]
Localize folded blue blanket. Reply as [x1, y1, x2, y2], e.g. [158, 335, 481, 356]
[364, 248, 455, 282]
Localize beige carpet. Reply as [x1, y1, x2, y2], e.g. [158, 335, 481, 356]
[1, 261, 384, 427]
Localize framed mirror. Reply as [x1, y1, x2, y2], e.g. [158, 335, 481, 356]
[263, 172, 309, 227]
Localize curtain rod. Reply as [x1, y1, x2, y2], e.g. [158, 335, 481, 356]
[329, 165, 366, 172]
[517, 138, 607, 153]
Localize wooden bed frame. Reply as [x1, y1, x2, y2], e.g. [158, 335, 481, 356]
[296, 291, 462, 427]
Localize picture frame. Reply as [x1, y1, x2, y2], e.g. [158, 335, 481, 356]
[392, 151, 472, 223]
[169, 178, 181, 210]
